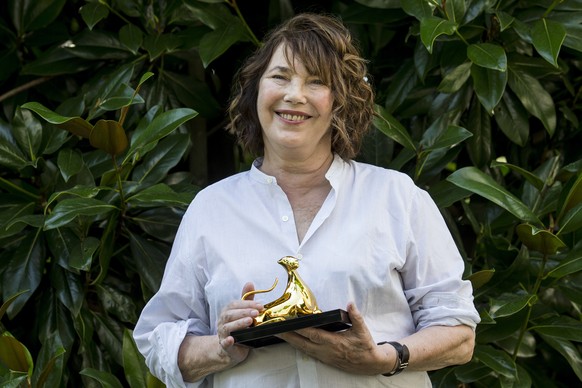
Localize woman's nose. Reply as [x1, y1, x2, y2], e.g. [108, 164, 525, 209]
[283, 79, 307, 104]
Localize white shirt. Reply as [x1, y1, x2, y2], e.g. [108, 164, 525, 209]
[134, 155, 480, 388]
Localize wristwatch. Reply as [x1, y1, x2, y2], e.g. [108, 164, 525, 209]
[377, 341, 409, 376]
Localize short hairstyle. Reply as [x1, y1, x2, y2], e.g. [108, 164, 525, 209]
[227, 13, 375, 160]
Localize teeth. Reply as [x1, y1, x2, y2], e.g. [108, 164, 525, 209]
[279, 113, 308, 121]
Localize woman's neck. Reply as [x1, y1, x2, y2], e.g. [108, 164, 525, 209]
[260, 151, 334, 192]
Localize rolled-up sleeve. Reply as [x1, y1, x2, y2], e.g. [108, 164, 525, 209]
[401, 188, 480, 330]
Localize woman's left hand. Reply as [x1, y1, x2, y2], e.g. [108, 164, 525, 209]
[277, 302, 393, 375]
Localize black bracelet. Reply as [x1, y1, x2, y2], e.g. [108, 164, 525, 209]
[377, 341, 410, 376]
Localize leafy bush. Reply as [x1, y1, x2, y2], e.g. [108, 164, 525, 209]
[0, 0, 580, 387]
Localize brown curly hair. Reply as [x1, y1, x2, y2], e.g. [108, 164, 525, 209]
[226, 13, 375, 160]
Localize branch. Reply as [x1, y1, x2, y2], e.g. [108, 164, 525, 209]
[0, 77, 53, 103]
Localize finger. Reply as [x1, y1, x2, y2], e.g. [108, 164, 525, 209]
[346, 302, 366, 331]
[241, 282, 255, 299]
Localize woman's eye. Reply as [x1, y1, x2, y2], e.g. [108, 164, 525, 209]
[272, 74, 287, 80]
[310, 79, 325, 85]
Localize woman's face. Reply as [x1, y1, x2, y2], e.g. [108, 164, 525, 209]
[257, 44, 334, 161]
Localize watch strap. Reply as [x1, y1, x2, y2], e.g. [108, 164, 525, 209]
[378, 341, 409, 376]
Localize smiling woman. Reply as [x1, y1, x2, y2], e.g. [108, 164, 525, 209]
[133, 13, 480, 388]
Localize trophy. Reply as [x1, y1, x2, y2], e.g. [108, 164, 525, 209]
[231, 256, 351, 347]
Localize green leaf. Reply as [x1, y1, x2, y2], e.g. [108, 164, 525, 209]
[493, 92, 529, 146]
[132, 133, 190, 185]
[142, 34, 181, 61]
[446, 167, 541, 224]
[132, 207, 183, 243]
[21, 47, 91, 76]
[0, 334, 32, 374]
[163, 71, 222, 119]
[420, 16, 457, 53]
[57, 149, 84, 183]
[473, 344, 517, 379]
[372, 105, 417, 151]
[0, 202, 35, 238]
[467, 43, 507, 71]
[125, 108, 198, 162]
[99, 83, 145, 112]
[119, 24, 143, 54]
[2, 229, 44, 318]
[68, 30, 132, 60]
[12, 108, 43, 165]
[127, 184, 194, 208]
[545, 246, 582, 279]
[557, 172, 582, 223]
[445, 0, 465, 23]
[51, 265, 84, 317]
[508, 67, 556, 137]
[557, 202, 582, 235]
[400, 0, 435, 20]
[44, 198, 117, 230]
[9, 0, 66, 34]
[97, 284, 137, 323]
[0, 290, 29, 321]
[21, 102, 93, 138]
[539, 334, 582, 381]
[199, 23, 247, 68]
[516, 223, 566, 255]
[0, 121, 28, 169]
[470, 64, 507, 113]
[128, 233, 168, 293]
[92, 311, 124, 366]
[80, 2, 109, 30]
[32, 332, 65, 388]
[467, 269, 495, 290]
[531, 18, 566, 67]
[490, 160, 544, 191]
[383, 59, 418, 113]
[90, 120, 129, 156]
[123, 329, 148, 388]
[423, 125, 472, 151]
[465, 101, 491, 168]
[80, 368, 124, 388]
[532, 316, 582, 341]
[495, 11, 515, 31]
[438, 62, 471, 93]
[490, 292, 536, 318]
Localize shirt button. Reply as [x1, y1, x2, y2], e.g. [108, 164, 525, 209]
[282, 215, 289, 222]
[266, 177, 273, 184]
[296, 253, 303, 259]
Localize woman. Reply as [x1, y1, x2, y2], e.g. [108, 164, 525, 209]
[134, 13, 480, 387]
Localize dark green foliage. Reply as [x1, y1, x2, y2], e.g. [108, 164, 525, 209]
[0, 0, 580, 387]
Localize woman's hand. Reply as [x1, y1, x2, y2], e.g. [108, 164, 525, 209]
[178, 282, 263, 382]
[216, 282, 263, 365]
[277, 302, 394, 375]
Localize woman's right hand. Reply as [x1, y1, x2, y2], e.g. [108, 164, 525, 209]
[216, 282, 263, 365]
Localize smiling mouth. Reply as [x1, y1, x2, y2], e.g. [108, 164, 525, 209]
[278, 113, 310, 121]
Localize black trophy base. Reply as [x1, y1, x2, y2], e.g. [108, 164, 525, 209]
[231, 309, 352, 348]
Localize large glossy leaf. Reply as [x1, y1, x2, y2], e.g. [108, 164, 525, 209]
[0, 290, 29, 321]
[531, 316, 582, 341]
[0, 121, 28, 169]
[420, 16, 457, 53]
[473, 344, 517, 379]
[8, 0, 66, 34]
[142, 34, 182, 61]
[96, 284, 137, 323]
[0, 202, 35, 239]
[80, 368, 124, 388]
[99, 83, 145, 112]
[128, 233, 168, 293]
[445, 0, 466, 23]
[80, 2, 109, 30]
[490, 160, 544, 191]
[57, 149, 84, 182]
[539, 334, 582, 381]
[44, 198, 117, 230]
[400, 0, 435, 20]
[21, 102, 93, 138]
[122, 329, 148, 388]
[92, 311, 124, 366]
[125, 108, 197, 162]
[12, 108, 42, 164]
[423, 125, 472, 151]
[0, 334, 32, 374]
[470, 64, 507, 112]
[119, 24, 143, 54]
[32, 332, 65, 388]
[372, 105, 417, 151]
[557, 202, 582, 235]
[131, 207, 183, 243]
[493, 89, 529, 147]
[531, 18, 566, 67]
[127, 184, 194, 208]
[516, 223, 566, 255]
[1, 229, 44, 318]
[132, 133, 190, 185]
[163, 71, 222, 119]
[90, 120, 129, 156]
[508, 67, 556, 136]
[383, 60, 418, 113]
[545, 245, 582, 280]
[447, 167, 541, 224]
[465, 101, 491, 168]
[51, 264, 84, 317]
[467, 269, 495, 290]
[557, 172, 582, 222]
[489, 292, 536, 319]
[68, 30, 132, 60]
[467, 43, 507, 71]
[199, 22, 247, 68]
[438, 62, 471, 93]
[21, 47, 91, 76]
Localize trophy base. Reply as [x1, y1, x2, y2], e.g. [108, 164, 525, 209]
[231, 309, 352, 348]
